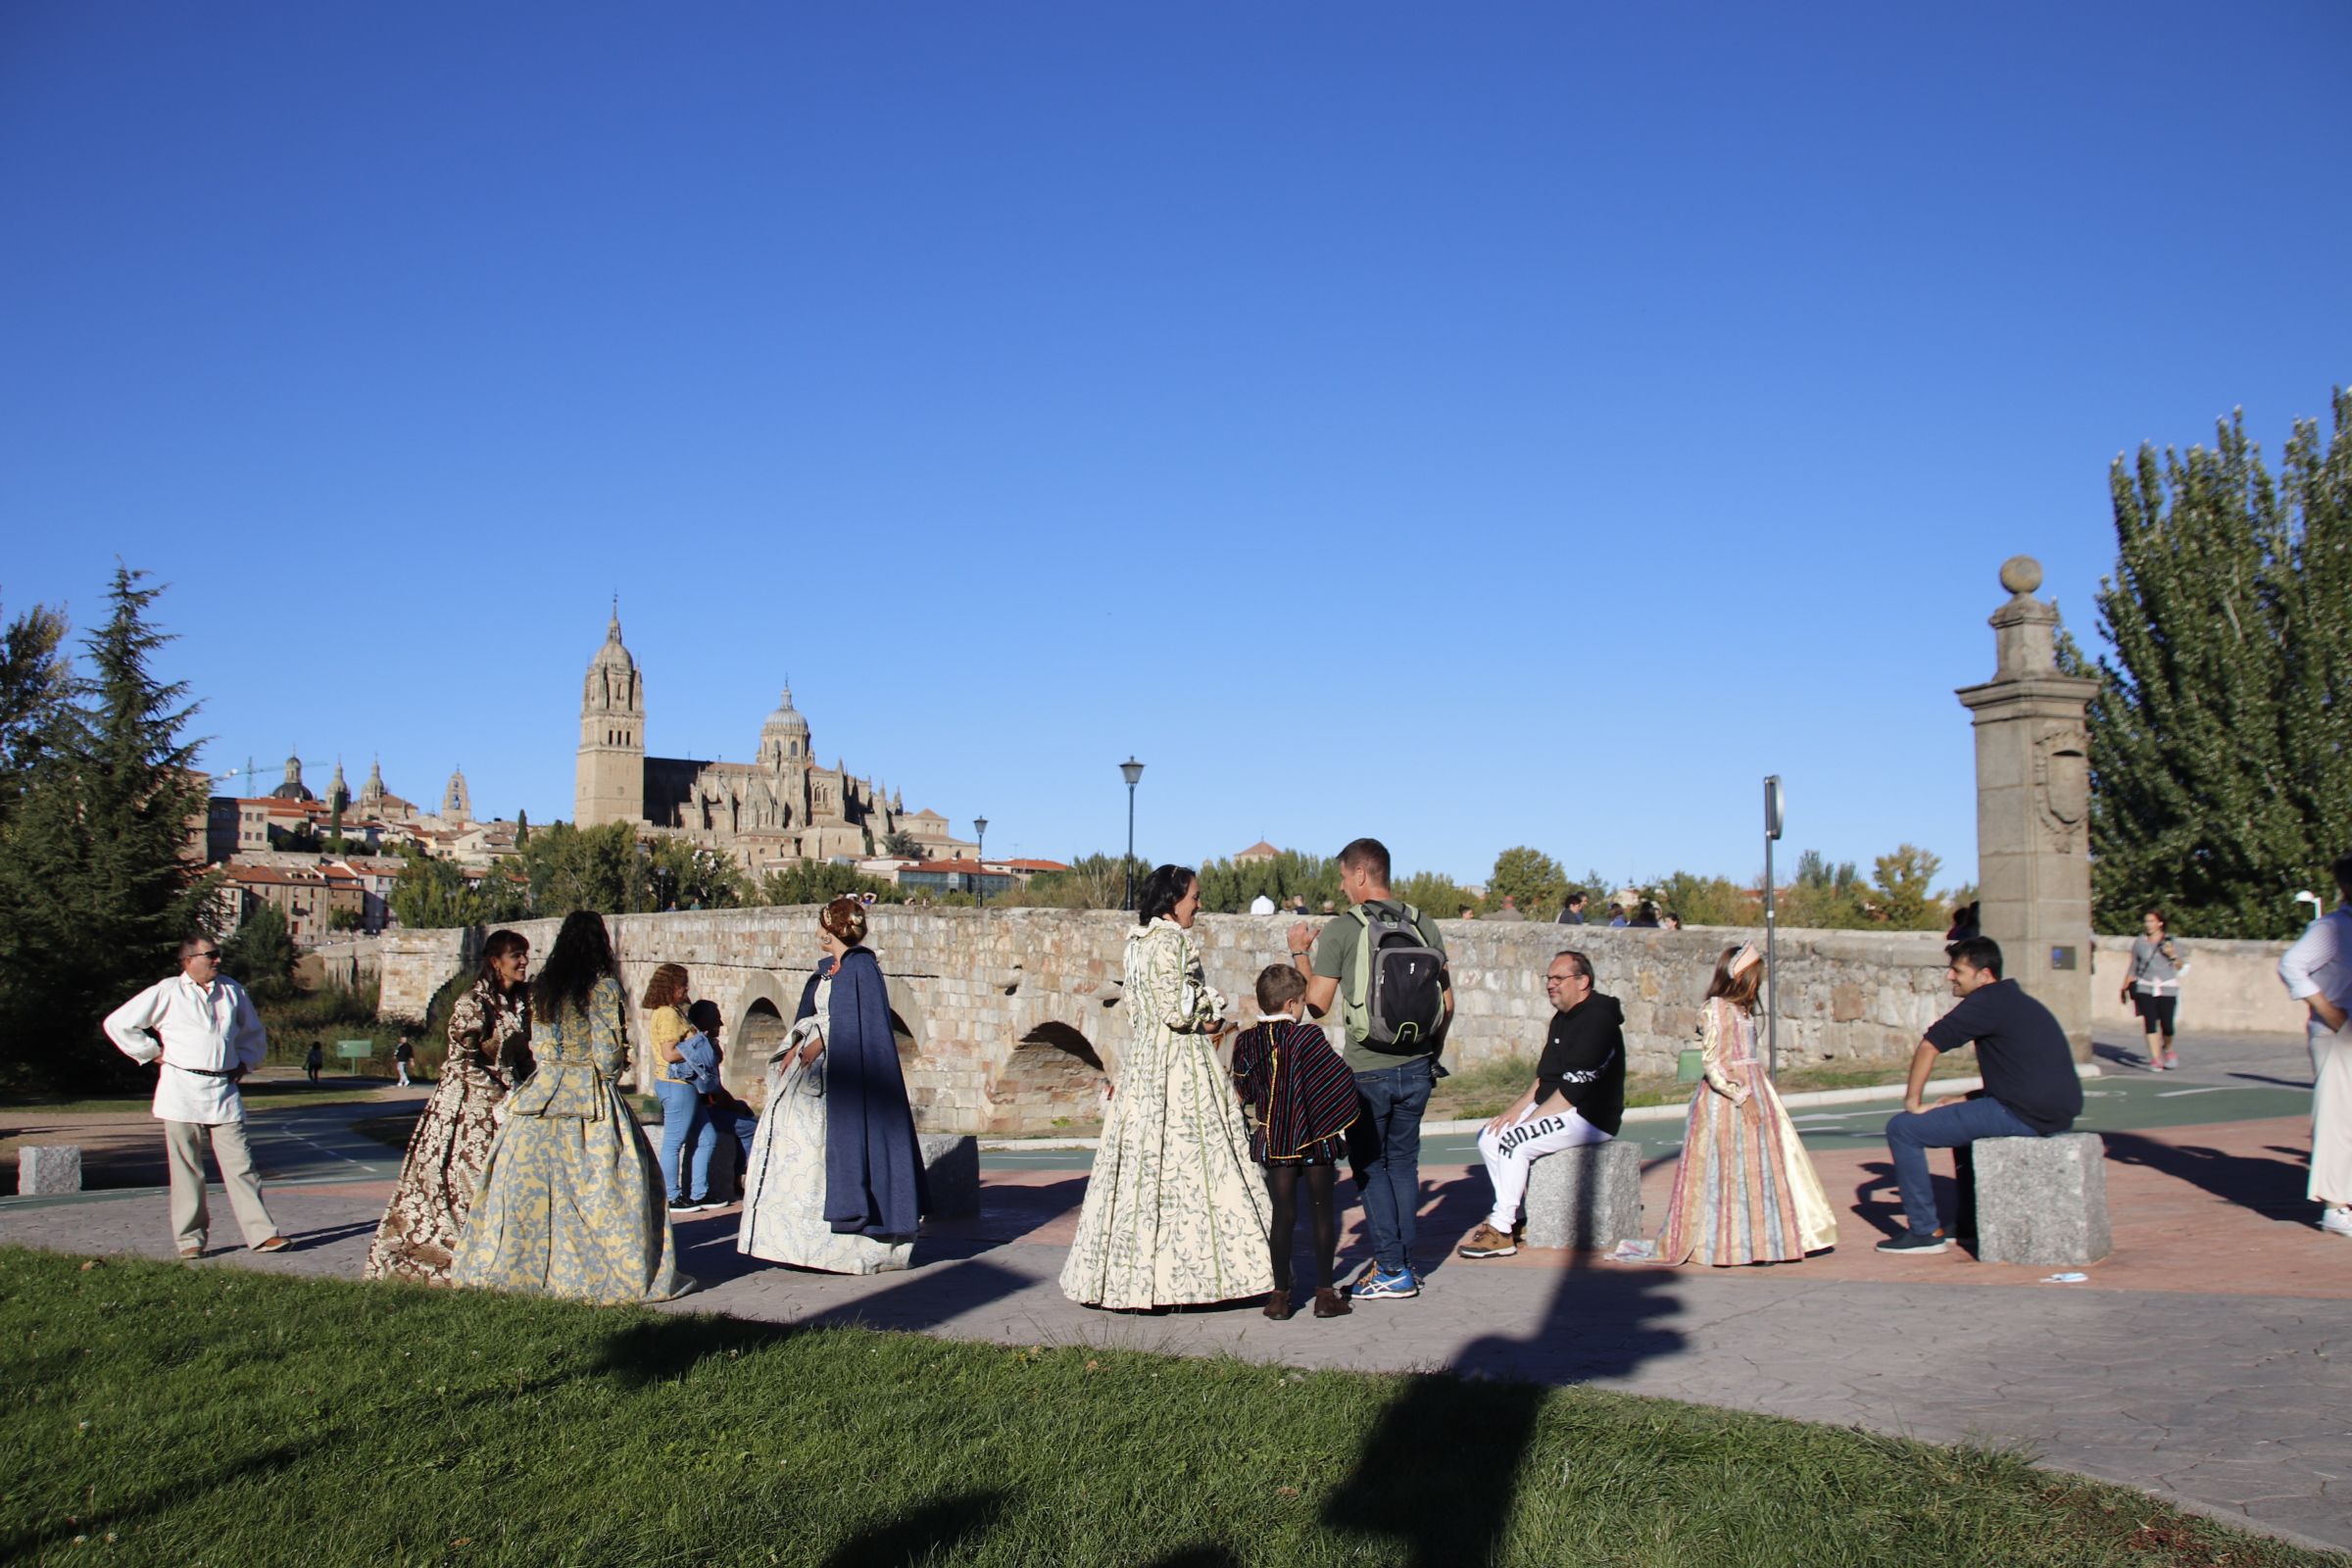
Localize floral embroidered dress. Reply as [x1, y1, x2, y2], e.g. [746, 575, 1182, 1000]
[451, 975, 692, 1303]
[1059, 919, 1273, 1308]
[1653, 998, 1838, 1265]
[364, 979, 532, 1283]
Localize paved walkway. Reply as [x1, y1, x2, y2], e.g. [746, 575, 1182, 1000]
[5, 1029, 2346, 1552]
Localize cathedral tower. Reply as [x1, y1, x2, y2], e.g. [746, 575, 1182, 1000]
[442, 765, 472, 824]
[575, 606, 646, 827]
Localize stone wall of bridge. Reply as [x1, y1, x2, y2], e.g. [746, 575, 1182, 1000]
[377, 908, 2304, 1136]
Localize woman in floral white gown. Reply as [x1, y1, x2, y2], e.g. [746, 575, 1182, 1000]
[1060, 864, 1273, 1310]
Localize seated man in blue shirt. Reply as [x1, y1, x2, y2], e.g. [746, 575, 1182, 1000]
[1879, 937, 2084, 1254]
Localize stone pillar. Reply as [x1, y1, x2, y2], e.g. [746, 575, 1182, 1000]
[1955, 557, 2100, 1059]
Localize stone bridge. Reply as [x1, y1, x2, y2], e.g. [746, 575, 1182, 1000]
[378, 907, 2305, 1136]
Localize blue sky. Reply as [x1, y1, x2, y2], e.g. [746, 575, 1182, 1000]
[4, 3, 2346, 889]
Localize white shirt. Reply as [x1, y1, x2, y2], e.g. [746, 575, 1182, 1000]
[1248, 895, 1277, 915]
[103, 972, 268, 1124]
[2278, 906, 2352, 1040]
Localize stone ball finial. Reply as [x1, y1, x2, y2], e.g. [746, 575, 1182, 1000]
[1999, 555, 2043, 596]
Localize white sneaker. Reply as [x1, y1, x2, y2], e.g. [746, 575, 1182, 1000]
[2321, 1206, 2352, 1238]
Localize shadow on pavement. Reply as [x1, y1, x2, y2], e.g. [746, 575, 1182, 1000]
[2099, 1129, 2314, 1221]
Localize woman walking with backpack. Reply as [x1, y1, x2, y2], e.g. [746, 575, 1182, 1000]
[1060, 864, 1274, 1310]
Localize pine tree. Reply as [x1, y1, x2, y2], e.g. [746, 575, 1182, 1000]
[0, 598, 70, 828]
[0, 567, 219, 1090]
[2086, 393, 2352, 937]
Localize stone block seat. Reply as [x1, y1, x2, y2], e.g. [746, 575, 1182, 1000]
[17, 1144, 82, 1196]
[1968, 1132, 2110, 1266]
[918, 1133, 980, 1220]
[1521, 1139, 1643, 1250]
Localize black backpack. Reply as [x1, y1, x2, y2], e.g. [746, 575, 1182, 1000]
[1345, 903, 1447, 1054]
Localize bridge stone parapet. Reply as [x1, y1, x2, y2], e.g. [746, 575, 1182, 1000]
[379, 908, 1997, 1137]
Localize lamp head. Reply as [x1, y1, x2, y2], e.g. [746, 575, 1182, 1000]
[1120, 758, 1145, 788]
[973, 816, 989, 838]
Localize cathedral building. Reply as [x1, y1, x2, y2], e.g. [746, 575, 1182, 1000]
[573, 609, 959, 875]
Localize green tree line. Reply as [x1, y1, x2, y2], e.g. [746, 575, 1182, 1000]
[2084, 391, 2352, 938]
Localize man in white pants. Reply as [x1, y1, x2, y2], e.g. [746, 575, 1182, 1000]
[2279, 850, 2352, 1239]
[103, 936, 288, 1259]
[1457, 951, 1626, 1257]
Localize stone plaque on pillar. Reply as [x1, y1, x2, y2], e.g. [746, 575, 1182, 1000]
[1955, 557, 2100, 1060]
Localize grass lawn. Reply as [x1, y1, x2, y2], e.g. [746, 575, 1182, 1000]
[2, 1079, 415, 1119]
[0, 1248, 2324, 1568]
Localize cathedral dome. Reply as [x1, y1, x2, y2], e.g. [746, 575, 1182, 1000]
[761, 685, 810, 738]
[270, 751, 315, 802]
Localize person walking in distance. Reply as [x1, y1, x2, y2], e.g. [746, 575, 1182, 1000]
[2279, 851, 2352, 1239]
[393, 1034, 415, 1087]
[103, 935, 289, 1258]
[2125, 909, 2189, 1072]
[1289, 837, 1451, 1300]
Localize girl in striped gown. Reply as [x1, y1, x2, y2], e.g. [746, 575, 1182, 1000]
[1651, 943, 1837, 1265]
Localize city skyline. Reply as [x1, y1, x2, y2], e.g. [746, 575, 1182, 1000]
[6, 4, 2347, 886]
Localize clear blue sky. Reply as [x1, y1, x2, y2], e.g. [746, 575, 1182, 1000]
[4, 3, 2346, 890]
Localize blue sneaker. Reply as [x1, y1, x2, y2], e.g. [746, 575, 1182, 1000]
[1350, 1265, 1419, 1301]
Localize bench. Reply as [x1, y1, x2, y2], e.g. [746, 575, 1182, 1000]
[1521, 1139, 1643, 1250]
[1960, 1132, 2110, 1265]
[17, 1144, 81, 1196]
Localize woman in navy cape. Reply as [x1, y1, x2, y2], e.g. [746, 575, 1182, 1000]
[737, 895, 925, 1271]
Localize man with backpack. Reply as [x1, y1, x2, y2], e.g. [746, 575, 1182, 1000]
[1288, 837, 1451, 1301]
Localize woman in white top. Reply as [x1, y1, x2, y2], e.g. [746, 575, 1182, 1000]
[2123, 909, 2189, 1071]
[2278, 853, 2352, 1239]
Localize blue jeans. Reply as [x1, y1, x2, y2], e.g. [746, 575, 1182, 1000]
[1348, 1056, 1435, 1273]
[1884, 1096, 2039, 1238]
[655, 1079, 714, 1202]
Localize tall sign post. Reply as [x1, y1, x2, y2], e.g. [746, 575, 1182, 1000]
[1763, 774, 1784, 1076]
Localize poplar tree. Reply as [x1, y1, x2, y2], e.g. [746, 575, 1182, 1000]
[2087, 391, 2352, 937]
[0, 567, 218, 1089]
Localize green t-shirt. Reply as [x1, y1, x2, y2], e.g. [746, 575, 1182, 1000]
[1309, 899, 1448, 1074]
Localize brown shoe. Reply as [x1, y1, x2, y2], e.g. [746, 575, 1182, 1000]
[176, 1245, 203, 1260]
[1312, 1286, 1351, 1318]
[251, 1236, 291, 1253]
[1457, 1223, 1517, 1259]
[1262, 1288, 1296, 1321]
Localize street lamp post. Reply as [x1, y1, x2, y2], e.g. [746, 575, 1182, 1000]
[973, 816, 989, 907]
[1120, 758, 1145, 910]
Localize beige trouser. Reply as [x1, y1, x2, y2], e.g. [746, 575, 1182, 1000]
[163, 1119, 278, 1250]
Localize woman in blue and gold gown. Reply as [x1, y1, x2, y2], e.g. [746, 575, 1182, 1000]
[452, 910, 692, 1303]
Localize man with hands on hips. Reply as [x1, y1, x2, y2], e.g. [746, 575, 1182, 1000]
[104, 934, 289, 1258]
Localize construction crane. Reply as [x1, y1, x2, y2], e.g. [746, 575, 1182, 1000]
[211, 757, 265, 796]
